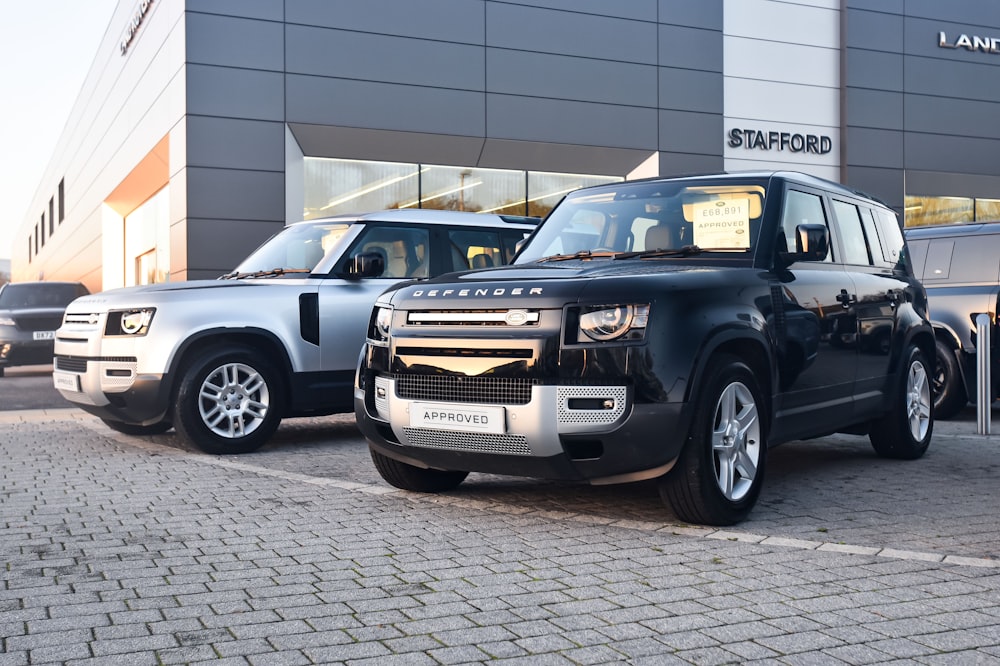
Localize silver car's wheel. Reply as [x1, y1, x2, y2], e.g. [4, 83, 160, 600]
[173, 347, 283, 454]
[197, 362, 270, 438]
[711, 381, 762, 502]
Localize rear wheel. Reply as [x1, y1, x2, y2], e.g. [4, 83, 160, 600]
[101, 419, 172, 436]
[659, 354, 766, 526]
[870, 344, 932, 459]
[370, 448, 468, 492]
[173, 347, 283, 454]
[931, 339, 965, 420]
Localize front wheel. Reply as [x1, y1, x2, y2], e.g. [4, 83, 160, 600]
[101, 419, 172, 436]
[659, 354, 767, 526]
[869, 344, 932, 459]
[931, 339, 965, 420]
[173, 347, 283, 454]
[370, 448, 468, 492]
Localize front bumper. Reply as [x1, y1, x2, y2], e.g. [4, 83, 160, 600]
[355, 374, 688, 483]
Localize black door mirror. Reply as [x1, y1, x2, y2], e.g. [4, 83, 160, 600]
[344, 251, 386, 280]
[779, 223, 829, 266]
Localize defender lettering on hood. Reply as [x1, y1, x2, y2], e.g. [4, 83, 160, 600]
[410, 286, 544, 298]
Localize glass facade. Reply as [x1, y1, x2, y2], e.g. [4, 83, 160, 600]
[904, 195, 1000, 228]
[303, 158, 621, 220]
[123, 186, 170, 286]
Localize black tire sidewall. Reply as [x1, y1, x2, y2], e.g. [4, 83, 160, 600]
[173, 347, 283, 454]
[932, 339, 965, 420]
[870, 345, 933, 459]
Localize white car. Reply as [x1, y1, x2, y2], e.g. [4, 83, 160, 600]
[53, 210, 537, 453]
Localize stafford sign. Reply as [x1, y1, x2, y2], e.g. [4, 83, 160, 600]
[727, 128, 833, 155]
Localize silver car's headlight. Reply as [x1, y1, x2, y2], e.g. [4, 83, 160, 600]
[578, 304, 649, 342]
[105, 308, 156, 336]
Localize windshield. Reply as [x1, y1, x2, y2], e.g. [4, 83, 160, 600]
[0, 283, 83, 308]
[226, 221, 352, 277]
[515, 177, 768, 263]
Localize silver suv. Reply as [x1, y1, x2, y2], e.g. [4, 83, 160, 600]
[53, 210, 537, 453]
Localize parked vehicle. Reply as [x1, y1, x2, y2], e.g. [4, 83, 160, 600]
[355, 172, 935, 525]
[0, 281, 90, 377]
[905, 221, 1000, 419]
[53, 210, 537, 453]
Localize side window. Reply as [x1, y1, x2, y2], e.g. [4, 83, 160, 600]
[501, 230, 531, 263]
[448, 229, 504, 271]
[349, 226, 430, 279]
[873, 209, 907, 271]
[781, 189, 832, 262]
[922, 239, 954, 280]
[860, 208, 885, 267]
[831, 200, 871, 266]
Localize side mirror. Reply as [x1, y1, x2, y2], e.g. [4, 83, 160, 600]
[344, 251, 385, 280]
[779, 223, 829, 265]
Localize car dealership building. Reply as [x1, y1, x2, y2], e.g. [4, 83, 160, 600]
[14, 0, 1000, 291]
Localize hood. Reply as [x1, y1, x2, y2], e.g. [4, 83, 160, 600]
[65, 278, 313, 312]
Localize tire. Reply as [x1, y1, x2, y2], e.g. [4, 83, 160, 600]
[931, 339, 966, 420]
[370, 448, 468, 492]
[101, 418, 172, 436]
[173, 347, 283, 454]
[869, 344, 933, 460]
[659, 354, 767, 526]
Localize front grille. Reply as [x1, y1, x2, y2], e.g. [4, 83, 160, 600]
[394, 374, 535, 405]
[15, 314, 63, 332]
[55, 355, 88, 372]
[402, 427, 531, 455]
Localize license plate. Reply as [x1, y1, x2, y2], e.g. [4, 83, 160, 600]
[33, 330, 55, 340]
[53, 371, 81, 392]
[410, 402, 506, 434]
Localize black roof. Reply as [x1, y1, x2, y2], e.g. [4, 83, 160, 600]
[903, 221, 1000, 239]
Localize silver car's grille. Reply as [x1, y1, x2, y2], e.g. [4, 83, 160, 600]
[402, 427, 531, 455]
[55, 355, 88, 373]
[394, 374, 535, 405]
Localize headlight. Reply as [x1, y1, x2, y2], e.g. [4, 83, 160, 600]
[369, 305, 393, 345]
[578, 304, 649, 342]
[0, 316, 15, 327]
[104, 308, 155, 336]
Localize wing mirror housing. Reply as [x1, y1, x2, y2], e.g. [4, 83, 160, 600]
[779, 223, 829, 265]
[343, 251, 385, 280]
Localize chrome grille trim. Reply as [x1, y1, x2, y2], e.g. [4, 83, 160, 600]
[401, 427, 531, 455]
[63, 312, 102, 326]
[406, 309, 540, 326]
[394, 374, 535, 405]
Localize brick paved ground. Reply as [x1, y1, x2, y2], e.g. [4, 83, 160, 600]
[2, 408, 1000, 664]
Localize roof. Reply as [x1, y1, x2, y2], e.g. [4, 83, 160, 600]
[297, 209, 540, 228]
[904, 221, 1000, 239]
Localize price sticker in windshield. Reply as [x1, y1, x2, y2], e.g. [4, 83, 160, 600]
[692, 198, 751, 249]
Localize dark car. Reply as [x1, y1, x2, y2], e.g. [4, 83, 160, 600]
[355, 171, 935, 526]
[0, 281, 90, 377]
[905, 221, 1000, 418]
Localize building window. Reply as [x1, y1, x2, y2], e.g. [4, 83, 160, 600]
[123, 187, 170, 286]
[49, 198, 55, 235]
[904, 195, 1000, 227]
[34, 224, 39, 253]
[58, 179, 65, 222]
[39, 216, 45, 247]
[28, 236, 32, 262]
[303, 158, 621, 220]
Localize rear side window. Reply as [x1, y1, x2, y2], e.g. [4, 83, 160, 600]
[831, 200, 871, 266]
[922, 236, 1000, 284]
[448, 229, 504, 271]
[781, 190, 833, 262]
[873, 209, 907, 271]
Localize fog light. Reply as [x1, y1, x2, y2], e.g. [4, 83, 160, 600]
[376, 385, 387, 399]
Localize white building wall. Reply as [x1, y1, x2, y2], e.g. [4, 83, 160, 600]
[723, 0, 841, 180]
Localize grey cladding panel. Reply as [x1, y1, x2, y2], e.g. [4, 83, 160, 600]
[186, 117, 285, 171]
[846, 128, 903, 169]
[285, 0, 485, 44]
[658, 0, 723, 30]
[658, 110, 721, 154]
[495, 0, 656, 22]
[486, 94, 657, 150]
[186, 65, 284, 121]
[487, 49, 657, 107]
[286, 25, 484, 90]
[905, 133, 1000, 176]
[186, 168, 285, 221]
[486, 3, 657, 64]
[845, 8, 903, 52]
[846, 0, 902, 13]
[659, 24, 721, 72]
[905, 56, 1000, 103]
[905, 0, 1000, 28]
[186, 1, 283, 21]
[286, 75, 486, 137]
[658, 67, 722, 113]
[844, 166, 904, 213]
[186, 219, 285, 275]
[186, 13, 283, 71]
[845, 50, 902, 91]
[905, 95, 1000, 140]
[846, 88, 903, 130]
[659, 151, 724, 176]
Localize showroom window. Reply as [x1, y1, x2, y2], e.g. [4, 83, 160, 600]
[904, 195, 1000, 227]
[124, 186, 170, 286]
[303, 158, 621, 220]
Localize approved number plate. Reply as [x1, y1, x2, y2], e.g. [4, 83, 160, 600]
[53, 371, 81, 392]
[410, 402, 506, 434]
[33, 330, 55, 340]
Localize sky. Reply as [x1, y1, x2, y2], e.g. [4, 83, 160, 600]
[0, 0, 119, 262]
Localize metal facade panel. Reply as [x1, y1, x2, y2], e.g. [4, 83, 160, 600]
[658, 0, 723, 30]
[725, 36, 839, 87]
[659, 23, 722, 72]
[285, 25, 485, 91]
[845, 49, 903, 92]
[846, 88, 903, 131]
[658, 109, 722, 154]
[847, 128, 903, 169]
[657, 67, 723, 113]
[185, 117, 286, 171]
[185, 13, 283, 71]
[185, 167, 285, 221]
[186, 65, 284, 121]
[725, 0, 838, 49]
[285, 0, 485, 44]
[500, 0, 657, 21]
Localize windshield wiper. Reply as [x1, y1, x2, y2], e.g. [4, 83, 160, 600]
[612, 245, 706, 260]
[219, 267, 312, 280]
[536, 250, 621, 263]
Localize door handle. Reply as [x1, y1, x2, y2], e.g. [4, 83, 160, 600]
[838, 289, 856, 308]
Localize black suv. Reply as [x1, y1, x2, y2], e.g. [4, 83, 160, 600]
[355, 172, 935, 525]
[905, 222, 1000, 419]
[0, 281, 90, 377]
